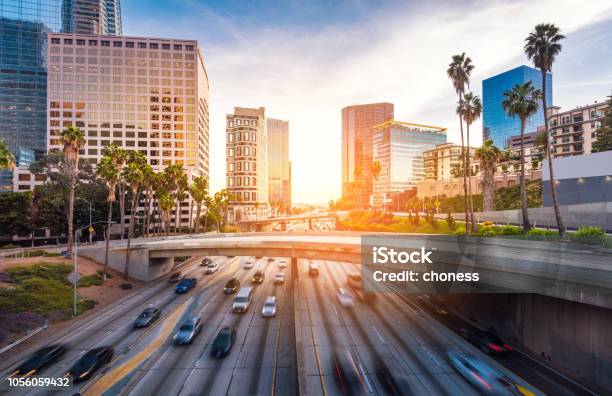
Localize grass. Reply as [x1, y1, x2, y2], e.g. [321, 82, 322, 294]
[78, 273, 104, 287]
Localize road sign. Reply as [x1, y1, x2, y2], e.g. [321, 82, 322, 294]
[88, 226, 94, 233]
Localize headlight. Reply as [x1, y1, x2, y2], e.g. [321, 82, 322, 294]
[79, 371, 89, 378]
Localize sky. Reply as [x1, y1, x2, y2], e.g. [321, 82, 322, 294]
[123, 0, 612, 205]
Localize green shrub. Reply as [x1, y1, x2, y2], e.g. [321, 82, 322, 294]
[445, 213, 456, 231]
[499, 225, 523, 236]
[476, 226, 499, 237]
[454, 225, 466, 235]
[6, 263, 72, 284]
[526, 228, 558, 240]
[78, 274, 103, 287]
[571, 226, 605, 245]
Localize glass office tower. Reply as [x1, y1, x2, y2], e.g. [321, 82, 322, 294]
[0, 0, 62, 189]
[61, 0, 122, 35]
[482, 65, 552, 149]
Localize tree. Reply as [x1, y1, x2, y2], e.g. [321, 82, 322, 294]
[102, 145, 128, 239]
[525, 23, 566, 237]
[502, 82, 542, 231]
[201, 195, 214, 232]
[60, 126, 86, 256]
[96, 156, 118, 280]
[475, 140, 501, 212]
[122, 151, 148, 279]
[158, 191, 174, 236]
[0, 139, 15, 170]
[0, 192, 32, 239]
[458, 92, 481, 232]
[164, 164, 188, 234]
[592, 93, 612, 153]
[213, 189, 231, 232]
[447, 53, 475, 233]
[371, 161, 382, 211]
[189, 175, 209, 234]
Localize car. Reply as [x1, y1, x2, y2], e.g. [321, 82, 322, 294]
[175, 278, 197, 293]
[173, 316, 202, 344]
[374, 358, 411, 396]
[331, 347, 369, 395]
[232, 287, 254, 313]
[309, 262, 319, 276]
[224, 277, 240, 294]
[67, 346, 113, 382]
[200, 257, 212, 267]
[134, 307, 161, 328]
[337, 288, 355, 307]
[459, 327, 513, 355]
[279, 260, 287, 268]
[482, 220, 496, 227]
[243, 260, 255, 269]
[447, 350, 518, 395]
[274, 272, 285, 285]
[210, 326, 237, 358]
[205, 262, 219, 274]
[11, 344, 66, 377]
[255, 256, 263, 259]
[168, 272, 181, 283]
[267, 257, 275, 262]
[252, 270, 265, 284]
[261, 296, 277, 317]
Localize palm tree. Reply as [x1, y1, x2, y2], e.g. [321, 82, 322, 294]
[102, 145, 128, 239]
[189, 175, 209, 234]
[202, 195, 214, 233]
[475, 140, 501, 212]
[122, 151, 147, 279]
[96, 156, 118, 280]
[525, 23, 566, 237]
[214, 189, 231, 232]
[447, 53, 475, 233]
[502, 82, 543, 231]
[371, 161, 382, 211]
[141, 166, 155, 237]
[60, 126, 86, 256]
[0, 139, 15, 170]
[458, 92, 482, 232]
[158, 191, 174, 236]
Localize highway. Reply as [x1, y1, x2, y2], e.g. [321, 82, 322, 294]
[0, 255, 603, 395]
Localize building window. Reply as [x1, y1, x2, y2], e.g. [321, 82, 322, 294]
[51, 38, 60, 44]
[101, 40, 110, 47]
[64, 38, 73, 45]
[126, 41, 134, 48]
[162, 43, 171, 50]
[77, 39, 85, 45]
[89, 40, 98, 46]
[113, 41, 122, 47]
[138, 42, 147, 49]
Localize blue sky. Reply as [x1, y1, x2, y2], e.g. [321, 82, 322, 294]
[123, 0, 612, 204]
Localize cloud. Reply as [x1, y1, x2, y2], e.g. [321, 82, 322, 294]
[124, 0, 612, 204]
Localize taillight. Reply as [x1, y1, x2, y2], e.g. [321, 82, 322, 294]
[503, 344, 513, 351]
[489, 343, 503, 352]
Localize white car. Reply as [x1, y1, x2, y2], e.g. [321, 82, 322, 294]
[274, 272, 285, 285]
[261, 296, 277, 317]
[205, 262, 219, 274]
[337, 288, 355, 307]
[244, 260, 254, 270]
[279, 260, 287, 269]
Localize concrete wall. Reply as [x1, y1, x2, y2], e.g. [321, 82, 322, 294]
[78, 247, 173, 281]
[446, 293, 612, 392]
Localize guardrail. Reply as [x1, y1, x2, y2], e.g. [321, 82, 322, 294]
[0, 320, 49, 356]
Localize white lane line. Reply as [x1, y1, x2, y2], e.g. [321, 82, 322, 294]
[372, 326, 385, 344]
[420, 345, 442, 369]
[358, 362, 374, 393]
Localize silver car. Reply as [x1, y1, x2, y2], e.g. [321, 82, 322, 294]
[261, 296, 277, 317]
[173, 316, 202, 345]
[447, 350, 519, 395]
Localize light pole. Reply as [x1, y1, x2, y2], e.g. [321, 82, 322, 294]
[73, 220, 114, 316]
[77, 197, 93, 243]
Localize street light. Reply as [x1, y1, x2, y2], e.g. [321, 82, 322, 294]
[73, 220, 114, 316]
[76, 197, 93, 243]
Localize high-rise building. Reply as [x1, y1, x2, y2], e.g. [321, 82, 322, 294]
[61, 0, 122, 35]
[482, 65, 552, 149]
[45, 33, 210, 226]
[226, 107, 269, 221]
[0, 0, 63, 190]
[341, 102, 394, 207]
[423, 143, 477, 181]
[266, 118, 290, 212]
[372, 120, 446, 206]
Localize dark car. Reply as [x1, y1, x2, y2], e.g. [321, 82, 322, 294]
[67, 346, 113, 382]
[168, 272, 181, 283]
[224, 277, 240, 294]
[175, 278, 197, 293]
[11, 344, 66, 377]
[134, 307, 161, 328]
[252, 270, 265, 284]
[331, 347, 368, 395]
[210, 326, 237, 358]
[173, 316, 202, 345]
[200, 257, 212, 267]
[460, 327, 513, 354]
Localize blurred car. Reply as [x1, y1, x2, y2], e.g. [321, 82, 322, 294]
[200, 257, 212, 267]
[232, 287, 253, 313]
[460, 327, 513, 355]
[173, 316, 202, 344]
[168, 272, 181, 283]
[11, 344, 66, 377]
[337, 288, 355, 307]
[278, 260, 287, 269]
[243, 260, 255, 270]
[134, 307, 161, 328]
[261, 296, 277, 317]
[482, 220, 496, 227]
[447, 350, 518, 395]
[210, 326, 237, 357]
[267, 257, 275, 262]
[252, 270, 265, 284]
[331, 347, 369, 395]
[205, 262, 219, 274]
[274, 272, 285, 285]
[375, 358, 412, 396]
[224, 277, 240, 294]
[175, 278, 197, 293]
[309, 262, 319, 276]
[67, 346, 113, 382]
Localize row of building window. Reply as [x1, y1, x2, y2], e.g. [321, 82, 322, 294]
[227, 147, 260, 157]
[51, 37, 194, 52]
[227, 119, 258, 127]
[228, 162, 257, 172]
[227, 132, 257, 143]
[227, 177, 258, 188]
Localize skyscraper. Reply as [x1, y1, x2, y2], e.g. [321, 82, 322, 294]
[341, 102, 394, 207]
[226, 107, 269, 221]
[45, 33, 210, 227]
[0, 0, 62, 190]
[266, 118, 290, 212]
[61, 0, 122, 35]
[372, 120, 447, 207]
[482, 65, 552, 149]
